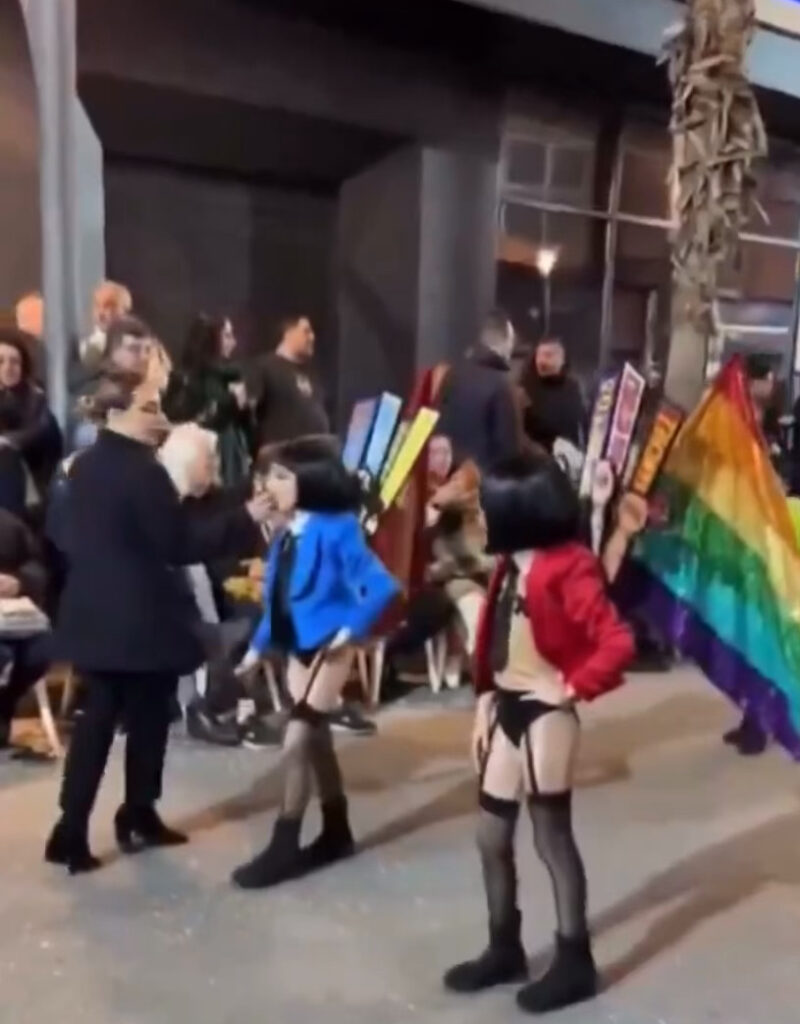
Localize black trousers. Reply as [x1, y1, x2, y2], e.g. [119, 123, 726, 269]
[59, 671, 178, 835]
[197, 615, 255, 715]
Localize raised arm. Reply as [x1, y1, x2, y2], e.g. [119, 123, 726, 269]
[133, 459, 260, 566]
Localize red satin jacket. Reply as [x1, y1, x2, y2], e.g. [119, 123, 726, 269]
[474, 543, 635, 701]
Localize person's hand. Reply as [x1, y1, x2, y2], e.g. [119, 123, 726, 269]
[246, 491, 275, 524]
[0, 574, 20, 598]
[425, 502, 441, 529]
[471, 692, 495, 774]
[616, 492, 648, 538]
[229, 381, 247, 409]
[328, 627, 352, 651]
[559, 685, 578, 711]
[235, 648, 261, 676]
[246, 559, 264, 581]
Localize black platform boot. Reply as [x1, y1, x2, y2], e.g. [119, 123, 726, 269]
[516, 933, 597, 1014]
[443, 910, 528, 993]
[302, 796, 355, 871]
[114, 805, 188, 854]
[231, 817, 304, 890]
[44, 820, 101, 875]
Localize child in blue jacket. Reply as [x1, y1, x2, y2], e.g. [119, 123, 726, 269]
[232, 436, 399, 890]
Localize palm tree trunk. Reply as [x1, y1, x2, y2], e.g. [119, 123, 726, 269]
[663, 0, 767, 410]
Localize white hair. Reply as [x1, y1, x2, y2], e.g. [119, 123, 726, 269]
[159, 423, 219, 498]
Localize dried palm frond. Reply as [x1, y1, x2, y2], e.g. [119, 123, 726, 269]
[663, 0, 766, 401]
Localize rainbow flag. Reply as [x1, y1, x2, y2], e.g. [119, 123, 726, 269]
[628, 358, 800, 758]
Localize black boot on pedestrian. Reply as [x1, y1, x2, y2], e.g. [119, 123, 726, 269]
[302, 796, 355, 871]
[723, 713, 749, 747]
[185, 701, 241, 748]
[231, 817, 304, 890]
[45, 820, 101, 875]
[734, 718, 768, 757]
[443, 911, 528, 993]
[515, 933, 597, 1014]
[114, 805, 188, 854]
[723, 724, 745, 746]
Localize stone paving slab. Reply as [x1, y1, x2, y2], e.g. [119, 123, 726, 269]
[2, 668, 800, 1023]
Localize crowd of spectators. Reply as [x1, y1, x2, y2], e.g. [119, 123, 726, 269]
[0, 283, 349, 757]
[6, 277, 790, 766]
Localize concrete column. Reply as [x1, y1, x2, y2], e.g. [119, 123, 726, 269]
[336, 147, 424, 421]
[336, 143, 499, 421]
[417, 147, 498, 367]
[19, 0, 76, 425]
[19, 0, 105, 427]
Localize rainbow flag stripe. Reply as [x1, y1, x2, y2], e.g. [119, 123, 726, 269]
[628, 358, 800, 757]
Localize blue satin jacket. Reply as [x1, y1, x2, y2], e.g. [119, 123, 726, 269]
[250, 511, 399, 655]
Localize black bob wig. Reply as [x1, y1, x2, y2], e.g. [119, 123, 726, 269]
[259, 435, 363, 513]
[481, 451, 580, 554]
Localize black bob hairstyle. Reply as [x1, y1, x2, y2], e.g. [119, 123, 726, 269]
[258, 435, 363, 513]
[481, 451, 580, 554]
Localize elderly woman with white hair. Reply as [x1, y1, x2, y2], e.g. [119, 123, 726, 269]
[159, 423, 249, 745]
[159, 424, 270, 748]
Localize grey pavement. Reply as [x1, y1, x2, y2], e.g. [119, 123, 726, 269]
[2, 667, 799, 1024]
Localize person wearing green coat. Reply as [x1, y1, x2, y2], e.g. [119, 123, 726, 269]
[164, 315, 252, 487]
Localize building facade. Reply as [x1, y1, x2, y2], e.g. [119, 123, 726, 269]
[5, 0, 800, 423]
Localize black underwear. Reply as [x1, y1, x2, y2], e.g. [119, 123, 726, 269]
[494, 689, 558, 747]
[290, 648, 317, 668]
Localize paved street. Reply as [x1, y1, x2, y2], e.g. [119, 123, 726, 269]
[2, 668, 800, 1023]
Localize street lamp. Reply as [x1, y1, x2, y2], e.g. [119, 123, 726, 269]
[535, 246, 559, 336]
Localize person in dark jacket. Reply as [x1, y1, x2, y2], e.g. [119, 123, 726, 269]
[0, 328, 62, 518]
[0, 508, 53, 751]
[45, 375, 274, 875]
[520, 338, 586, 453]
[247, 314, 329, 449]
[436, 310, 521, 469]
[163, 313, 252, 487]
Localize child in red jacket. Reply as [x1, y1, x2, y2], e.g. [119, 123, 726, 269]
[443, 452, 634, 1014]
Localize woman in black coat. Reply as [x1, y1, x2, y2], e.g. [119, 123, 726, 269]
[0, 328, 62, 518]
[45, 374, 272, 874]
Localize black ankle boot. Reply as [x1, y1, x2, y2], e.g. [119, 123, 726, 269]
[231, 817, 303, 890]
[516, 933, 597, 1014]
[45, 821, 101, 875]
[302, 797, 355, 870]
[114, 805, 188, 854]
[443, 911, 528, 993]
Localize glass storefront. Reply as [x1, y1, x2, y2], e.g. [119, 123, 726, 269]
[496, 100, 800, 388]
